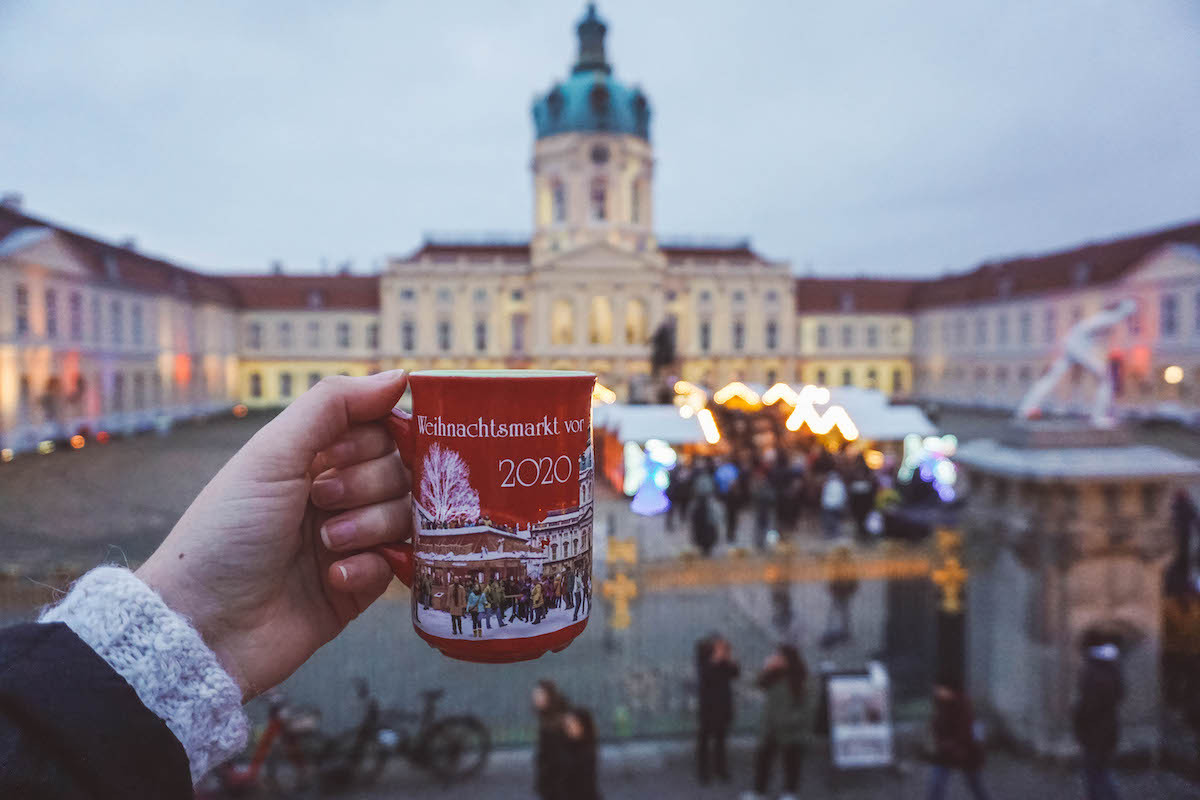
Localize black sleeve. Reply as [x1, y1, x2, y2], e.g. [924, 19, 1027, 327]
[0, 622, 193, 799]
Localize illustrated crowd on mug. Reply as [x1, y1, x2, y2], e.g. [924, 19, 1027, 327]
[416, 567, 593, 637]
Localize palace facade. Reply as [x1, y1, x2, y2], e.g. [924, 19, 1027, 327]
[2, 5, 1199, 454]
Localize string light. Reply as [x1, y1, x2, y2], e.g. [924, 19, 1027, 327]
[697, 408, 721, 444]
[592, 383, 617, 405]
[713, 381, 761, 407]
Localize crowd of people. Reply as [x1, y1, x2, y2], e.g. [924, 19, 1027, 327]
[419, 568, 592, 636]
[666, 437, 886, 556]
[690, 632, 1130, 800]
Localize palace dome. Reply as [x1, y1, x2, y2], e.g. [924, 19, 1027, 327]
[532, 4, 651, 142]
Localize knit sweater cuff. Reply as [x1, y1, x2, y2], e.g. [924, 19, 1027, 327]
[39, 566, 249, 783]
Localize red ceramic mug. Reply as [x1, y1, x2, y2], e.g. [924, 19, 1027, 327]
[379, 369, 596, 663]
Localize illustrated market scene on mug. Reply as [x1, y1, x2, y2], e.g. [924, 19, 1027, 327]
[1, 2, 1199, 799]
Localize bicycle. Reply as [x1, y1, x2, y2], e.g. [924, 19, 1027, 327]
[196, 689, 324, 798]
[319, 684, 491, 788]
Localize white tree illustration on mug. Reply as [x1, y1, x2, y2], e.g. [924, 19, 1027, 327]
[421, 443, 481, 525]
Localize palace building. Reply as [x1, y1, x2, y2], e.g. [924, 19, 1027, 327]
[2, 4, 1199, 454]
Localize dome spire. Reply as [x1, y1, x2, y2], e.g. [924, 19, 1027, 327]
[573, 3, 611, 74]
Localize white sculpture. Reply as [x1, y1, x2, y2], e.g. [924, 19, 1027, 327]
[1016, 299, 1137, 427]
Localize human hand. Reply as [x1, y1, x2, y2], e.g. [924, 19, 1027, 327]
[137, 371, 413, 700]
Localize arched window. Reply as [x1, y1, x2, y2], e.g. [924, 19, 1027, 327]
[551, 299, 574, 346]
[589, 296, 613, 345]
[625, 298, 648, 345]
[590, 178, 607, 221]
[551, 179, 566, 223]
[631, 179, 642, 224]
[551, 544, 558, 559]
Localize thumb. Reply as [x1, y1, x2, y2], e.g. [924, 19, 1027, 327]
[246, 370, 408, 474]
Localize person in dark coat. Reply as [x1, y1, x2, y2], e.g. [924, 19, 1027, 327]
[690, 460, 719, 556]
[532, 680, 571, 800]
[926, 682, 992, 800]
[545, 707, 601, 800]
[846, 453, 878, 541]
[696, 634, 740, 783]
[1074, 638, 1125, 800]
[745, 645, 809, 800]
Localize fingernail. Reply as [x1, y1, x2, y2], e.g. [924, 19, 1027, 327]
[321, 518, 357, 549]
[337, 565, 349, 582]
[311, 478, 344, 505]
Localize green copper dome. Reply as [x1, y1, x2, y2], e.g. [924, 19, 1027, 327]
[532, 4, 651, 142]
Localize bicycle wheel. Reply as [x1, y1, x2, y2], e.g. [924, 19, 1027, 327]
[263, 731, 323, 797]
[314, 732, 392, 789]
[422, 716, 490, 782]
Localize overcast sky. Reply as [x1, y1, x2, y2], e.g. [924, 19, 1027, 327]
[2, 1, 1198, 277]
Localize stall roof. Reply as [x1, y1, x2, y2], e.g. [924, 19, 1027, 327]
[825, 387, 937, 441]
[594, 404, 707, 445]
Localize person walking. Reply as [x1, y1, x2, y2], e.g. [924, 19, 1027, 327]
[720, 461, 749, 545]
[926, 682, 993, 800]
[1075, 637, 1125, 800]
[742, 645, 809, 800]
[486, 578, 507, 628]
[572, 568, 585, 621]
[553, 572, 564, 609]
[546, 707, 601, 800]
[696, 634, 740, 784]
[532, 579, 545, 624]
[466, 582, 484, 638]
[667, 458, 694, 533]
[532, 680, 570, 800]
[847, 453, 878, 542]
[820, 471, 847, 540]
[690, 461, 720, 556]
[419, 570, 432, 611]
[448, 578, 467, 636]
[564, 569, 576, 610]
[750, 467, 777, 551]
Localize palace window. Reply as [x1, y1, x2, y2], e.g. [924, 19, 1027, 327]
[45, 289, 58, 338]
[625, 298, 648, 345]
[1043, 308, 1056, 343]
[511, 313, 527, 353]
[698, 290, 712, 304]
[732, 290, 745, 304]
[589, 295, 613, 345]
[589, 178, 607, 221]
[249, 372, 262, 398]
[280, 372, 293, 398]
[816, 368, 827, 385]
[551, 300, 574, 346]
[974, 317, 987, 346]
[15, 284, 29, 336]
[306, 320, 320, 348]
[889, 322, 903, 347]
[277, 321, 292, 349]
[552, 179, 567, 223]
[437, 320, 452, 352]
[401, 320, 416, 352]
[866, 367, 878, 388]
[1019, 310, 1032, 344]
[246, 322, 262, 350]
[841, 368, 853, 386]
[399, 287, 416, 301]
[892, 369, 904, 393]
[996, 313, 1009, 347]
[91, 295, 101, 342]
[111, 300, 123, 345]
[69, 291, 83, 341]
[732, 320, 745, 351]
[474, 319, 487, 352]
[816, 324, 828, 349]
[1161, 293, 1179, 338]
[366, 322, 379, 349]
[133, 303, 145, 346]
[437, 287, 453, 304]
[699, 320, 712, 353]
[337, 322, 351, 348]
[841, 324, 854, 348]
[765, 320, 778, 351]
[630, 179, 642, 224]
[865, 324, 878, 349]
[112, 372, 125, 412]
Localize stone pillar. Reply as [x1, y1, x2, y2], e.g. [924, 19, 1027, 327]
[957, 422, 1199, 757]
